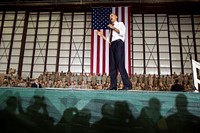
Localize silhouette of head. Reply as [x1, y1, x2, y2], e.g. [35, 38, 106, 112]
[175, 94, 188, 112]
[31, 96, 45, 110]
[101, 103, 114, 117]
[62, 107, 78, 122]
[6, 96, 18, 112]
[114, 101, 131, 120]
[149, 97, 161, 111]
[79, 108, 91, 121]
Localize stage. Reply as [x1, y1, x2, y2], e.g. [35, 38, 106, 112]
[0, 87, 200, 133]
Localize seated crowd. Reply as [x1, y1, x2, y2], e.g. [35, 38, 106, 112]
[0, 68, 196, 91]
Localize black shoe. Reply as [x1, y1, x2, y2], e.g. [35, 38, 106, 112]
[121, 86, 132, 90]
[107, 86, 117, 90]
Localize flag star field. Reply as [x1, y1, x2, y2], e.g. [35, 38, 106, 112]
[92, 8, 112, 30]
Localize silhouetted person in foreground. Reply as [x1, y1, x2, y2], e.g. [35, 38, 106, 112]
[25, 95, 54, 133]
[0, 92, 32, 133]
[92, 101, 135, 133]
[171, 79, 184, 92]
[0, 96, 19, 133]
[0, 87, 32, 133]
[71, 108, 91, 133]
[56, 107, 78, 133]
[91, 103, 116, 133]
[56, 107, 91, 133]
[113, 101, 135, 133]
[137, 97, 167, 133]
[166, 94, 200, 133]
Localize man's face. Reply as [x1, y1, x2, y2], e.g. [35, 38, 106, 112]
[110, 13, 117, 23]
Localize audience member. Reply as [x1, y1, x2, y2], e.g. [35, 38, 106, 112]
[31, 79, 42, 88]
[0, 69, 197, 91]
[171, 79, 184, 92]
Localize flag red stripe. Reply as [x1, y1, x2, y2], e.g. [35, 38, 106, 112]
[97, 35, 100, 74]
[103, 30, 106, 74]
[91, 30, 94, 74]
[122, 7, 125, 22]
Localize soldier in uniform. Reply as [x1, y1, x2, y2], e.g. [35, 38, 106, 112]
[73, 73, 78, 87]
[147, 84, 153, 91]
[141, 83, 146, 90]
[97, 84, 103, 90]
[65, 73, 71, 83]
[50, 72, 55, 83]
[83, 73, 88, 88]
[184, 73, 189, 85]
[118, 82, 123, 89]
[188, 73, 193, 86]
[96, 73, 102, 85]
[132, 73, 138, 87]
[70, 73, 74, 86]
[61, 73, 66, 83]
[0, 73, 5, 86]
[88, 84, 92, 89]
[101, 73, 107, 86]
[148, 74, 153, 87]
[165, 75, 170, 85]
[91, 74, 97, 88]
[138, 74, 143, 84]
[158, 76, 164, 91]
[46, 72, 50, 82]
[178, 72, 184, 85]
[143, 75, 147, 87]
[38, 74, 43, 81]
[17, 78, 27, 87]
[47, 79, 53, 88]
[153, 74, 158, 88]
[42, 72, 47, 83]
[60, 71, 64, 77]
[54, 72, 59, 82]
[106, 75, 110, 84]
[135, 82, 142, 90]
[87, 73, 92, 84]
[117, 74, 122, 87]
[78, 73, 83, 88]
[54, 81, 58, 88]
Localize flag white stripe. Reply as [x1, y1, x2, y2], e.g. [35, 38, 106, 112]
[125, 7, 129, 72]
[112, 7, 115, 14]
[93, 30, 97, 74]
[118, 7, 122, 22]
[99, 29, 103, 74]
[106, 30, 110, 74]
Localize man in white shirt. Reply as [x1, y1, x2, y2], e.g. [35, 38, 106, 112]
[97, 13, 132, 90]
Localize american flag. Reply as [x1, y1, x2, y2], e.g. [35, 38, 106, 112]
[91, 7, 131, 75]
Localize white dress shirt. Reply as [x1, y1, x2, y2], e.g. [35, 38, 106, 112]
[107, 21, 126, 42]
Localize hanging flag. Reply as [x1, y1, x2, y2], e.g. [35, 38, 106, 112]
[91, 6, 131, 75]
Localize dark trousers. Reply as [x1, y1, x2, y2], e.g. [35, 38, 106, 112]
[109, 39, 132, 87]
